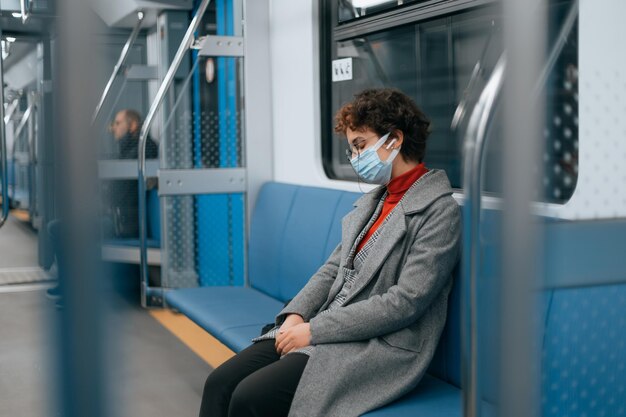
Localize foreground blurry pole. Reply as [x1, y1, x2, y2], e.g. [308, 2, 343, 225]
[500, 0, 545, 417]
[55, 1, 109, 416]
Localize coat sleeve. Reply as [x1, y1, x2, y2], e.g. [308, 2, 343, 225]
[275, 243, 342, 323]
[309, 199, 461, 344]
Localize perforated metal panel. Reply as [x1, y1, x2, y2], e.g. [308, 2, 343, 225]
[542, 285, 626, 417]
[158, 63, 245, 289]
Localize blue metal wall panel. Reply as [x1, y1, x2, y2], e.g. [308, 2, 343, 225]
[194, 0, 244, 287]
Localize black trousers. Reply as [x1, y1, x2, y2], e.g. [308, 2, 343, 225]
[199, 340, 309, 417]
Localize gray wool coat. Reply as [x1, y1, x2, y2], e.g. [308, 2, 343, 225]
[276, 169, 462, 417]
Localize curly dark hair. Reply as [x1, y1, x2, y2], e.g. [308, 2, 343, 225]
[334, 88, 432, 163]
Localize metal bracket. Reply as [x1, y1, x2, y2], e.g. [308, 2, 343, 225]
[193, 35, 245, 57]
[158, 168, 246, 196]
[98, 159, 159, 179]
[101, 245, 161, 266]
[125, 65, 159, 81]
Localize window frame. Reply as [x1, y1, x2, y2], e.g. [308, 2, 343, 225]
[319, 0, 579, 206]
[319, 0, 497, 183]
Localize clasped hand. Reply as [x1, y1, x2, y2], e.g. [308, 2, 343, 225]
[275, 314, 311, 355]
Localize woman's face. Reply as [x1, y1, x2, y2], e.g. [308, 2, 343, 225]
[345, 127, 397, 162]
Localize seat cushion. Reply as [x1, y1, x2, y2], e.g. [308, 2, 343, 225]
[362, 375, 461, 417]
[220, 324, 271, 352]
[165, 287, 284, 348]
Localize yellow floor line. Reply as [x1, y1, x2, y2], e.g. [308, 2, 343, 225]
[149, 309, 235, 369]
[11, 210, 30, 222]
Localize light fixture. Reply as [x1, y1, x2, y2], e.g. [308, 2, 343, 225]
[5, 37, 16, 43]
[12, 12, 22, 18]
[205, 58, 215, 84]
[1, 40, 10, 60]
[351, 0, 396, 8]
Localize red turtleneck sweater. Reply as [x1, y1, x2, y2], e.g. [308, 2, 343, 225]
[356, 163, 428, 254]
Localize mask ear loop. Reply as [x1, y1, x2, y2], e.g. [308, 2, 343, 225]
[355, 149, 367, 194]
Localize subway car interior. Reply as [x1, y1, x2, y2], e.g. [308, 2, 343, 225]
[0, 0, 625, 416]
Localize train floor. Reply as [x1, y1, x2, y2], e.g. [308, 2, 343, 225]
[0, 288, 211, 417]
[0, 214, 211, 417]
[0, 214, 50, 285]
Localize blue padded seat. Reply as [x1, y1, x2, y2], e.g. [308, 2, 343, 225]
[248, 183, 360, 301]
[363, 375, 460, 417]
[166, 183, 361, 351]
[164, 182, 465, 416]
[541, 283, 626, 417]
[103, 188, 161, 249]
[166, 287, 285, 352]
[147, 187, 161, 243]
[220, 324, 274, 353]
[7, 160, 15, 186]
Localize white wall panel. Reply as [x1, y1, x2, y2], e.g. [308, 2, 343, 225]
[269, 0, 371, 193]
[268, 1, 626, 211]
[550, 0, 626, 219]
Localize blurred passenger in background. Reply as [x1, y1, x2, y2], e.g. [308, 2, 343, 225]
[105, 109, 158, 238]
[46, 109, 158, 305]
[110, 109, 158, 160]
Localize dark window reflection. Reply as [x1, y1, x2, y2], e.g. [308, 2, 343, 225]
[325, 0, 578, 204]
[327, 7, 503, 189]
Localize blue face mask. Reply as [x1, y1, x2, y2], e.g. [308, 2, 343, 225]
[350, 133, 400, 184]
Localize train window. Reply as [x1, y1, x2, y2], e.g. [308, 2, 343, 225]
[320, 0, 578, 204]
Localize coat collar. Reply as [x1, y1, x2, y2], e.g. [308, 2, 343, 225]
[352, 169, 454, 215]
[331, 169, 454, 305]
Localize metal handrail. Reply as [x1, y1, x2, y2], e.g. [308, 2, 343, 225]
[461, 52, 506, 417]
[13, 100, 35, 140]
[27, 93, 37, 218]
[92, 11, 145, 124]
[20, 0, 31, 24]
[0, 51, 9, 229]
[137, 0, 213, 306]
[27, 93, 37, 165]
[10, 99, 36, 202]
[460, 2, 578, 416]
[535, 0, 579, 96]
[451, 20, 497, 131]
[4, 97, 21, 124]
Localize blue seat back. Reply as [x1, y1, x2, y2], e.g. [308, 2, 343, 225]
[147, 188, 161, 244]
[248, 183, 359, 302]
[542, 284, 626, 417]
[427, 264, 462, 387]
[539, 219, 626, 416]
[7, 160, 15, 186]
[249, 182, 464, 390]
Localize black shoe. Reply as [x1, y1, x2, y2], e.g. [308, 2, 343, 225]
[46, 285, 62, 300]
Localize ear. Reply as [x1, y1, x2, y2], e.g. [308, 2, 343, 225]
[390, 129, 404, 148]
[129, 120, 139, 134]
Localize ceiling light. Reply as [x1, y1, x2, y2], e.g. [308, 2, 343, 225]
[1, 41, 10, 60]
[12, 12, 22, 18]
[5, 37, 16, 43]
[351, 0, 396, 8]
